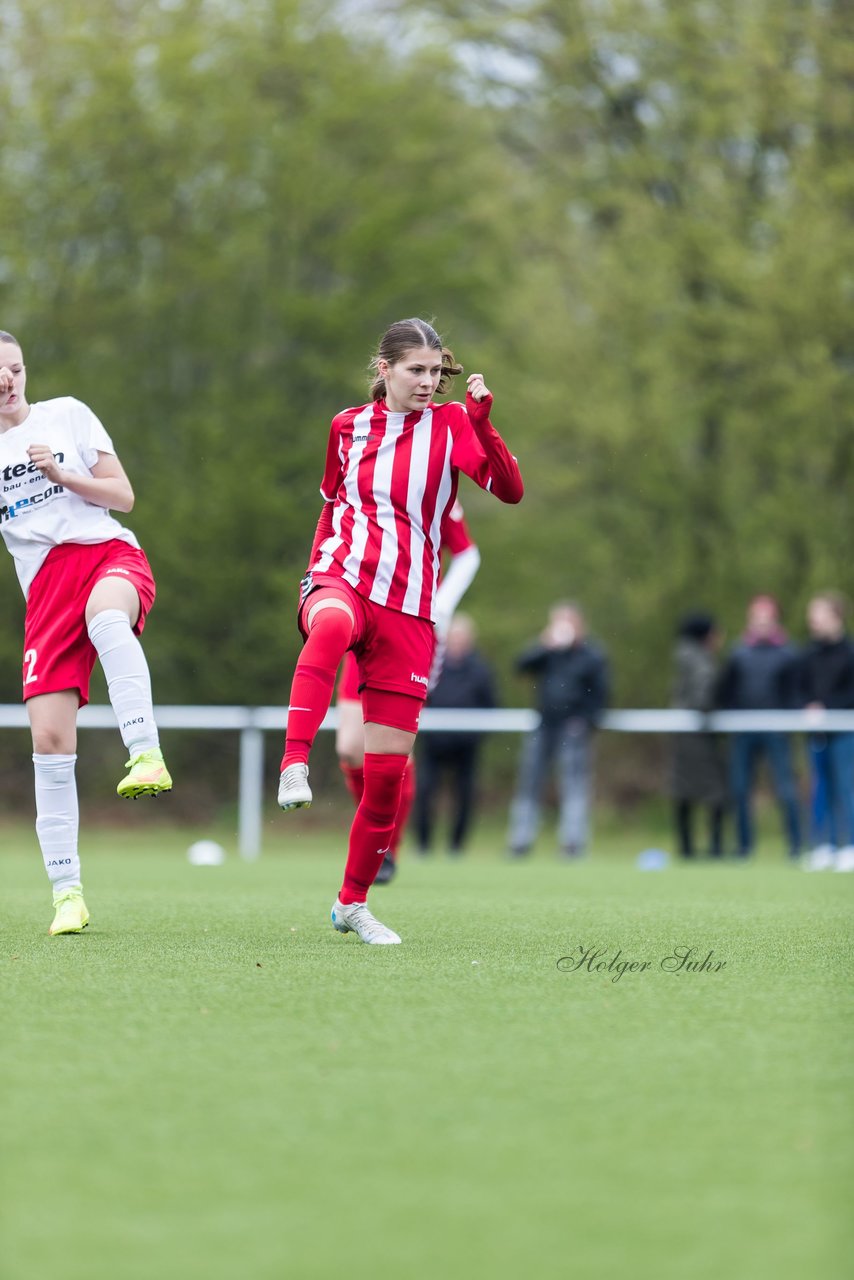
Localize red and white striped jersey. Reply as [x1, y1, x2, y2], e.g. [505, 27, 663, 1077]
[311, 396, 521, 621]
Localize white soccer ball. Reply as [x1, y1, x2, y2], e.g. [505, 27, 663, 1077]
[636, 848, 669, 871]
[187, 840, 227, 866]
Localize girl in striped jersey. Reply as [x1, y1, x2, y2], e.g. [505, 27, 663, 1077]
[278, 317, 523, 944]
[336, 500, 482, 885]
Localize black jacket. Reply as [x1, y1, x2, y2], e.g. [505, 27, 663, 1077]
[424, 651, 497, 751]
[717, 640, 800, 711]
[516, 640, 609, 727]
[799, 636, 854, 709]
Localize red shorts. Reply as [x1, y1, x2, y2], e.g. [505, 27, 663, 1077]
[337, 650, 361, 702]
[23, 540, 156, 706]
[300, 574, 435, 702]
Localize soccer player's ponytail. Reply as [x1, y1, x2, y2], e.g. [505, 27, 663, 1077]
[369, 318, 463, 401]
[438, 346, 463, 393]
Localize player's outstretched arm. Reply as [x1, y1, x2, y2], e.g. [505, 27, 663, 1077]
[462, 375, 524, 504]
[27, 446, 135, 512]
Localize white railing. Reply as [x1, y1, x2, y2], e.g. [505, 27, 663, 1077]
[3, 705, 854, 859]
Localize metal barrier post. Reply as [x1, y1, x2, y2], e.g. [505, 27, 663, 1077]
[238, 725, 265, 861]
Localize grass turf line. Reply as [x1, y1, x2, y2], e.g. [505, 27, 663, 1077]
[2, 825, 852, 1280]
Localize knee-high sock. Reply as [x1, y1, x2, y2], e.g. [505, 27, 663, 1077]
[282, 609, 354, 769]
[339, 753, 408, 903]
[87, 609, 159, 755]
[388, 758, 416, 860]
[339, 761, 365, 806]
[33, 753, 81, 893]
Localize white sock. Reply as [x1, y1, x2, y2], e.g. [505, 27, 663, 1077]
[33, 753, 81, 894]
[87, 608, 160, 755]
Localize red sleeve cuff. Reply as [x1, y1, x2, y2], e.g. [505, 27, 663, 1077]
[465, 390, 494, 424]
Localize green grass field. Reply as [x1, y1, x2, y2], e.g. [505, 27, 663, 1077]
[2, 819, 852, 1280]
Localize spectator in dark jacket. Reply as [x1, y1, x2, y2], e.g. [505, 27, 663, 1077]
[800, 592, 854, 865]
[507, 601, 609, 859]
[717, 594, 802, 859]
[670, 612, 728, 857]
[414, 615, 497, 855]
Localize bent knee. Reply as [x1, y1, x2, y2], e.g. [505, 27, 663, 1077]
[336, 702, 365, 762]
[336, 742, 365, 767]
[31, 727, 76, 754]
[306, 597, 356, 635]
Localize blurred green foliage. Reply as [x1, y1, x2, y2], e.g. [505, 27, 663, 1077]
[0, 0, 851, 806]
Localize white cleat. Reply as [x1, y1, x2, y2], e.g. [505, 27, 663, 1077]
[833, 846, 854, 872]
[331, 898, 401, 945]
[278, 763, 312, 811]
[803, 844, 836, 871]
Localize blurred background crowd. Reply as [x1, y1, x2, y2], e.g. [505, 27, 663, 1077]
[0, 1, 851, 845]
[414, 590, 854, 868]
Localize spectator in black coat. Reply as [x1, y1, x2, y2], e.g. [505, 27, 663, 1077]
[669, 612, 728, 857]
[800, 591, 854, 865]
[717, 594, 802, 858]
[414, 615, 497, 855]
[507, 601, 609, 859]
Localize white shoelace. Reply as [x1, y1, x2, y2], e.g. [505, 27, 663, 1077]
[344, 903, 393, 941]
[280, 766, 309, 794]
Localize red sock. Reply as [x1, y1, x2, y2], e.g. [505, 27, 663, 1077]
[339, 753, 409, 903]
[388, 759, 416, 860]
[339, 761, 365, 807]
[282, 609, 354, 769]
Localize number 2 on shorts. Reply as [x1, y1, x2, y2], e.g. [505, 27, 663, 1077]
[23, 648, 38, 684]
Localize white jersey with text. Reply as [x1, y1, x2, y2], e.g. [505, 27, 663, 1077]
[0, 397, 139, 597]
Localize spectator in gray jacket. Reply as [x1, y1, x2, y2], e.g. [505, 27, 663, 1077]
[507, 602, 609, 859]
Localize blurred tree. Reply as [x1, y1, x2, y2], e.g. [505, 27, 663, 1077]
[401, 0, 854, 703]
[1, 0, 852, 814]
[0, 0, 523, 711]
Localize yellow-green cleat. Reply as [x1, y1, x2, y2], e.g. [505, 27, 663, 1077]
[49, 889, 89, 936]
[117, 747, 173, 799]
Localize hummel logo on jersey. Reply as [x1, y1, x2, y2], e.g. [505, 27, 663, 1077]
[410, 672, 429, 687]
[352, 433, 370, 444]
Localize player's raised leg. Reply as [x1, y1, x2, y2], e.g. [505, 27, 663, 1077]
[85, 574, 171, 798]
[279, 593, 358, 810]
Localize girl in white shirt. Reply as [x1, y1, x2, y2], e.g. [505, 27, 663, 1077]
[0, 331, 172, 936]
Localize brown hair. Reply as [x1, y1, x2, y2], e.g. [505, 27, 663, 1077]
[369, 318, 463, 401]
